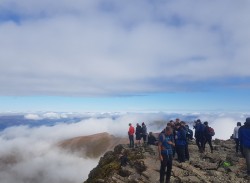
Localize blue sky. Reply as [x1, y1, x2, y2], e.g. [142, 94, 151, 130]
[0, 0, 250, 112]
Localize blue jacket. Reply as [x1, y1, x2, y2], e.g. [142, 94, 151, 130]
[239, 121, 250, 148]
[176, 128, 187, 146]
[159, 133, 173, 155]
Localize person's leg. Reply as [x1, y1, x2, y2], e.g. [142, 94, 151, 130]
[196, 138, 200, 150]
[165, 155, 173, 183]
[129, 136, 131, 148]
[160, 154, 167, 183]
[180, 145, 186, 162]
[175, 145, 180, 162]
[129, 135, 134, 148]
[203, 138, 207, 152]
[172, 146, 176, 158]
[208, 138, 213, 153]
[131, 135, 134, 148]
[185, 143, 190, 160]
[235, 138, 239, 153]
[243, 147, 250, 175]
[201, 136, 205, 152]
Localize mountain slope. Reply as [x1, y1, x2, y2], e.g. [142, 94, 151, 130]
[59, 132, 127, 158]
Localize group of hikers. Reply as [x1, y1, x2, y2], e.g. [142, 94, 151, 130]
[127, 117, 250, 183]
[233, 117, 250, 177]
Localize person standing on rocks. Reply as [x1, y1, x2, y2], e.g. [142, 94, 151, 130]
[203, 121, 214, 153]
[158, 127, 175, 183]
[234, 122, 242, 154]
[135, 123, 142, 146]
[142, 122, 148, 145]
[128, 123, 135, 148]
[181, 121, 190, 160]
[239, 117, 250, 176]
[194, 119, 205, 153]
[175, 123, 187, 162]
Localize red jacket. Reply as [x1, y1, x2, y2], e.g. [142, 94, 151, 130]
[128, 125, 135, 135]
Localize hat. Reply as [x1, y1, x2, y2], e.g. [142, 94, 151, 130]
[245, 117, 250, 124]
[142, 122, 145, 125]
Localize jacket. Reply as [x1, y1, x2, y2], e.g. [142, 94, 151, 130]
[176, 127, 187, 146]
[128, 126, 135, 136]
[239, 121, 250, 148]
[159, 133, 173, 155]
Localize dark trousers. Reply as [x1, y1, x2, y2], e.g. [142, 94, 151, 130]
[204, 137, 213, 152]
[243, 146, 250, 174]
[185, 143, 189, 160]
[196, 136, 205, 152]
[142, 134, 147, 143]
[176, 145, 185, 163]
[129, 135, 134, 148]
[235, 138, 243, 154]
[160, 154, 172, 183]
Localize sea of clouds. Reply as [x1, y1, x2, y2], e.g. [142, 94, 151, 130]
[0, 112, 249, 183]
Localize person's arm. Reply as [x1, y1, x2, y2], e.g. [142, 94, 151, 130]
[158, 135, 163, 161]
[233, 127, 237, 139]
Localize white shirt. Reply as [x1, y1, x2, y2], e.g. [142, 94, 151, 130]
[234, 126, 241, 139]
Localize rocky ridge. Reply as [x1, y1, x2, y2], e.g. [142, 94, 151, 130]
[84, 139, 249, 183]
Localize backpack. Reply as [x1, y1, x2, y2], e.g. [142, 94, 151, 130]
[208, 127, 215, 136]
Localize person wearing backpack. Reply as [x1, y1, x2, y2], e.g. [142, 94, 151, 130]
[194, 119, 205, 153]
[203, 121, 214, 153]
[158, 127, 175, 183]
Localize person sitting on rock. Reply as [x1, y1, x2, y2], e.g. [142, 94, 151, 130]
[234, 122, 243, 154]
[120, 152, 128, 167]
[148, 132, 157, 145]
[239, 117, 250, 176]
[175, 123, 187, 163]
[158, 127, 175, 183]
[135, 123, 142, 146]
[203, 121, 214, 153]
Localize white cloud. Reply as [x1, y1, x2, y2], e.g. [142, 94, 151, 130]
[0, 112, 249, 183]
[24, 114, 41, 120]
[0, 1, 250, 96]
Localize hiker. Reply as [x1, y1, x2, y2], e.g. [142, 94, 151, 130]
[234, 122, 243, 154]
[128, 123, 135, 148]
[186, 125, 193, 141]
[170, 121, 177, 158]
[175, 123, 187, 163]
[203, 121, 214, 153]
[181, 121, 190, 160]
[142, 122, 148, 144]
[158, 127, 175, 183]
[148, 132, 157, 145]
[194, 119, 205, 153]
[239, 117, 250, 176]
[120, 152, 128, 167]
[135, 123, 142, 146]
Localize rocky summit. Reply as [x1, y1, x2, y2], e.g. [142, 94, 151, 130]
[84, 139, 250, 183]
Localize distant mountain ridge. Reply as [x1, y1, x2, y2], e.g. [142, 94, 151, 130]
[59, 132, 127, 158]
